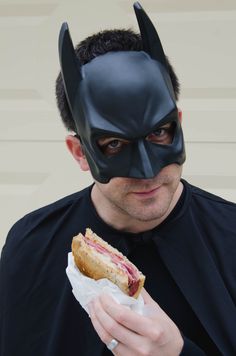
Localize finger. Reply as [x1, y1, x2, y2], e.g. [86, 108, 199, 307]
[88, 302, 113, 345]
[99, 293, 160, 337]
[91, 297, 143, 350]
[89, 302, 137, 356]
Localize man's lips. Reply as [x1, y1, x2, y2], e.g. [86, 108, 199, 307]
[132, 186, 161, 197]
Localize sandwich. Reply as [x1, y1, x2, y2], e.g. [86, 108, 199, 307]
[72, 228, 145, 298]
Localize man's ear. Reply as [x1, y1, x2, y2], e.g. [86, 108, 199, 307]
[65, 135, 90, 171]
[178, 108, 183, 124]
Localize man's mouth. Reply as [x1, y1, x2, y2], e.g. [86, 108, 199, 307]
[132, 186, 162, 197]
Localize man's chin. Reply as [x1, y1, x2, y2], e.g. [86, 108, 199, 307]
[122, 204, 169, 222]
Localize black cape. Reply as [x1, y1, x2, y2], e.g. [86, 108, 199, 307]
[1, 180, 236, 356]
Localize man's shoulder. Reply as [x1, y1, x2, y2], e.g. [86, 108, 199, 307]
[183, 180, 236, 228]
[184, 179, 236, 209]
[2, 185, 92, 253]
[16, 186, 90, 224]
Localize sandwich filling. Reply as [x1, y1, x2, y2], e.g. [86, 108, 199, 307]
[84, 236, 140, 296]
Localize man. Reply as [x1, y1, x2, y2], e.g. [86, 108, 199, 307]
[0, 2, 236, 355]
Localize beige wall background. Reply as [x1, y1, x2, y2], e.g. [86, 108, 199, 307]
[0, 0, 236, 251]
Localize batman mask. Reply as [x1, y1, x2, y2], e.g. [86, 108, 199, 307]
[58, 2, 186, 183]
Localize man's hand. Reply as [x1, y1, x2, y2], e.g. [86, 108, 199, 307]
[88, 288, 184, 356]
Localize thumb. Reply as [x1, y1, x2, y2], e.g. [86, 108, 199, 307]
[141, 288, 157, 306]
[141, 288, 166, 318]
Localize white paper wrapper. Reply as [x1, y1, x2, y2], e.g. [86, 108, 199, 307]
[66, 252, 145, 315]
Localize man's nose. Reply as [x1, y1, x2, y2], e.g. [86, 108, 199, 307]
[129, 140, 155, 179]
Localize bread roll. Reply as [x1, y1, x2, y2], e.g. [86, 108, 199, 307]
[72, 228, 145, 298]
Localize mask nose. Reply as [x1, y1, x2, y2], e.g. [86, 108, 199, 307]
[129, 140, 155, 179]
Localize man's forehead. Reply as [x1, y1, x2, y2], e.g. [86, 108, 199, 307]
[83, 107, 178, 141]
[79, 51, 176, 136]
[83, 51, 168, 95]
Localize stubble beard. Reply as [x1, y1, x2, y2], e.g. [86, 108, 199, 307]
[93, 166, 183, 228]
[105, 180, 179, 223]
[111, 194, 172, 222]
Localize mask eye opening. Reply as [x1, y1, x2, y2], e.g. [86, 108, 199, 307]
[145, 120, 176, 146]
[96, 136, 131, 157]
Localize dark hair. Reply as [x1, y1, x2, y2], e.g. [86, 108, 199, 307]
[55, 29, 180, 132]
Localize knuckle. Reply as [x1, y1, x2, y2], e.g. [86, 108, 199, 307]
[100, 332, 108, 344]
[150, 327, 164, 342]
[106, 320, 117, 335]
[115, 310, 127, 324]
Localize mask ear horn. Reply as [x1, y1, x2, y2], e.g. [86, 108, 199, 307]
[133, 2, 168, 70]
[58, 22, 82, 114]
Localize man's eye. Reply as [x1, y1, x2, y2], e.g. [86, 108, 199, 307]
[107, 140, 122, 149]
[153, 128, 166, 137]
[98, 138, 130, 156]
[146, 123, 175, 145]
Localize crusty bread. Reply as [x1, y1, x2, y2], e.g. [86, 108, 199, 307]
[72, 228, 145, 298]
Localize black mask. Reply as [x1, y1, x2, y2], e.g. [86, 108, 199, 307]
[58, 2, 186, 183]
